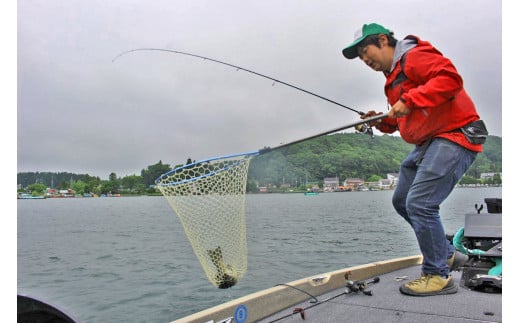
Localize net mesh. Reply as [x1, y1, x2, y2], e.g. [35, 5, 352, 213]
[155, 154, 254, 288]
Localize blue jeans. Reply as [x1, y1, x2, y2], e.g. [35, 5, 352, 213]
[392, 138, 477, 276]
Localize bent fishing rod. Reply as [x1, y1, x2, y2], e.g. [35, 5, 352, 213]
[112, 48, 365, 116]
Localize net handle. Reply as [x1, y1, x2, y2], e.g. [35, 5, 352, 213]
[156, 113, 388, 183]
[259, 113, 389, 154]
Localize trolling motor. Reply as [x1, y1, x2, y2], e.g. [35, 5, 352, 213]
[450, 198, 502, 293]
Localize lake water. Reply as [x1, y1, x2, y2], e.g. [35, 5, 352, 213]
[17, 187, 502, 322]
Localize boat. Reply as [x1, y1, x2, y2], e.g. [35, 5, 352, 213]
[169, 197, 502, 323]
[17, 193, 45, 199]
[304, 191, 319, 196]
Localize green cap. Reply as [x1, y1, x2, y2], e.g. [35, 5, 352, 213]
[342, 23, 390, 59]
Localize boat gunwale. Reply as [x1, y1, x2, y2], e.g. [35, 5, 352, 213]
[172, 255, 423, 323]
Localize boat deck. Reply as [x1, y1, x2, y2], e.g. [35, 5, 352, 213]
[259, 264, 502, 323]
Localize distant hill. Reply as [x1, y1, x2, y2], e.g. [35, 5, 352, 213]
[17, 172, 101, 190]
[18, 134, 502, 190]
[247, 133, 502, 188]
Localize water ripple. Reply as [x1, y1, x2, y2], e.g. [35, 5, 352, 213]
[17, 189, 501, 322]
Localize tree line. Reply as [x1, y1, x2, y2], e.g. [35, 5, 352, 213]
[246, 133, 501, 191]
[17, 161, 173, 196]
[18, 133, 502, 195]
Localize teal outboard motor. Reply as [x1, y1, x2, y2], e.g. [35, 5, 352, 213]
[452, 198, 502, 293]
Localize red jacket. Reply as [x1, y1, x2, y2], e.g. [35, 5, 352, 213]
[377, 35, 482, 152]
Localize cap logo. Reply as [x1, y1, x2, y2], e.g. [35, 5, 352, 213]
[353, 28, 363, 40]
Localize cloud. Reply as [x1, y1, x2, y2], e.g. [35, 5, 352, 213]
[17, 0, 502, 179]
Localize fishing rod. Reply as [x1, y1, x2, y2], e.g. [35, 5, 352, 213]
[268, 276, 380, 322]
[112, 48, 365, 116]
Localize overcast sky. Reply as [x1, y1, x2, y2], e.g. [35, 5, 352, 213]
[16, 0, 504, 180]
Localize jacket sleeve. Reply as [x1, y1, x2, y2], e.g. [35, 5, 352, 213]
[399, 48, 464, 109]
[375, 117, 398, 134]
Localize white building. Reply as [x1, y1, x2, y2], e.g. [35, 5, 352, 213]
[323, 177, 339, 192]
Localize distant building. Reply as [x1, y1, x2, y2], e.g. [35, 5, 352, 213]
[323, 177, 339, 192]
[378, 178, 393, 189]
[46, 188, 56, 197]
[480, 172, 501, 180]
[58, 189, 75, 197]
[387, 173, 399, 187]
[344, 178, 364, 189]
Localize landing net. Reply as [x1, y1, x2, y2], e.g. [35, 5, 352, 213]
[155, 152, 257, 288]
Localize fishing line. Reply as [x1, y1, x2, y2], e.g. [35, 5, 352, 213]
[117, 48, 387, 289]
[112, 48, 365, 115]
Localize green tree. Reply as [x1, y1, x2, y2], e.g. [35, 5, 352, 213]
[367, 174, 383, 182]
[58, 180, 70, 190]
[121, 175, 145, 193]
[134, 183, 146, 194]
[459, 176, 479, 185]
[109, 172, 117, 182]
[27, 183, 46, 196]
[84, 175, 101, 194]
[141, 161, 172, 186]
[246, 179, 258, 193]
[71, 180, 87, 195]
[100, 181, 117, 194]
[108, 172, 120, 194]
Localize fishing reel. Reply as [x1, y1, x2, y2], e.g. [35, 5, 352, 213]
[345, 277, 380, 295]
[355, 122, 374, 138]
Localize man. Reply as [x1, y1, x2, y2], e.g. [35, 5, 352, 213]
[342, 23, 487, 296]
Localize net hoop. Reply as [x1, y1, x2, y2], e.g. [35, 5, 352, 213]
[155, 151, 259, 186]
